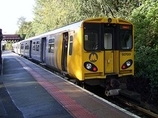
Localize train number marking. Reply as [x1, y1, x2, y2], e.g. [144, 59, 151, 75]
[122, 53, 131, 56]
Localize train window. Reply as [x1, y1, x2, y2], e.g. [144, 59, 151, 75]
[25, 43, 29, 50]
[69, 36, 73, 55]
[33, 42, 35, 50]
[104, 33, 112, 49]
[36, 41, 39, 51]
[120, 30, 132, 49]
[48, 39, 55, 53]
[49, 39, 54, 43]
[48, 44, 54, 53]
[36, 45, 39, 51]
[25, 45, 29, 50]
[84, 31, 98, 51]
[21, 44, 24, 49]
[25, 44, 27, 50]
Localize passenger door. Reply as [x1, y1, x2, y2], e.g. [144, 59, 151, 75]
[104, 28, 114, 74]
[61, 32, 68, 71]
[41, 37, 46, 63]
[29, 40, 32, 58]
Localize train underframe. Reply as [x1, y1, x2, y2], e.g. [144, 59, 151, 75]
[72, 75, 133, 96]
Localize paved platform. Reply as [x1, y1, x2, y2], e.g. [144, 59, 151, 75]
[0, 51, 140, 118]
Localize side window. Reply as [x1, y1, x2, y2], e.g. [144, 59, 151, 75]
[104, 33, 112, 49]
[21, 44, 24, 49]
[48, 38, 55, 53]
[69, 36, 73, 55]
[25, 43, 29, 50]
[84, 30, 98, 51]
[33, 42, 35, 50]
[36, 41, 39, 51]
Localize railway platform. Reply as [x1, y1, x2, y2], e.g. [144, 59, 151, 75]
[0, 51, 140, 118]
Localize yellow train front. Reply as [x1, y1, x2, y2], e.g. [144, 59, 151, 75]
[59, 17, 134, 96]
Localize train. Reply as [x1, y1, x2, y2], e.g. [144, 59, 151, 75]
[12, 17, 134, 96]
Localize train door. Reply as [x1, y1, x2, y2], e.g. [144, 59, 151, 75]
[29, 40, 32, 58]
[104, 28, 114, 73]
[61, 32, 68, 71]
[41, 37, 46, 63]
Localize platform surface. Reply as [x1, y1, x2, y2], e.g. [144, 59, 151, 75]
[0, 51, 140, 118]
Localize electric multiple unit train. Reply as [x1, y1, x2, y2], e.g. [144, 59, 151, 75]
[12, 17, 134, 96]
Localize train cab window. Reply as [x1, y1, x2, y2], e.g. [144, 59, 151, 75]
[48, 39, 55, 53]
[104, 33, 112, 49]
[84, 31, 98, 51]
[120, 30, 132, 49]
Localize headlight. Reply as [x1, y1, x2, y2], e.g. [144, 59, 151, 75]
[126, 61, 131, 67]
[84, 62, 98, 72]
[86, 63, 92, 69]
[121, 59, 133, 69]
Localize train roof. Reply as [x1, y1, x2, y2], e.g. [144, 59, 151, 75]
[24, 17, 132, 41]
[25, 20, 85, 41]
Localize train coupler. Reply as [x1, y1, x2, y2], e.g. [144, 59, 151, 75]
[105, 89, 120, 96]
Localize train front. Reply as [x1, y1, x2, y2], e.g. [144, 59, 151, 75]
[82, 17, 134, 96]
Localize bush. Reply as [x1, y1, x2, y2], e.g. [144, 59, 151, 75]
[130, 0, 158, 105]
[135, 46, 158, 104]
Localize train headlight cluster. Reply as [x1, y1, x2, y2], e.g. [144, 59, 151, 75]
[121, 59, 133, 69]
[84, 62, 98, 72]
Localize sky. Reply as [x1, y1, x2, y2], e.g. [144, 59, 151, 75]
[0, 0, 35, 34]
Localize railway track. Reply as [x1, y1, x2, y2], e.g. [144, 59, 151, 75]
[113, 96, 158, 118]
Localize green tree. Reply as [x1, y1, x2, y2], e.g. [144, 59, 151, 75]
[17, 17, 35, 39]
[32, 0, 140, 35]
[131, 0, 158, 48]
[75, 0, 141, 19]
[33, 0, 77, 34]
[131, 0, 158, 104]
